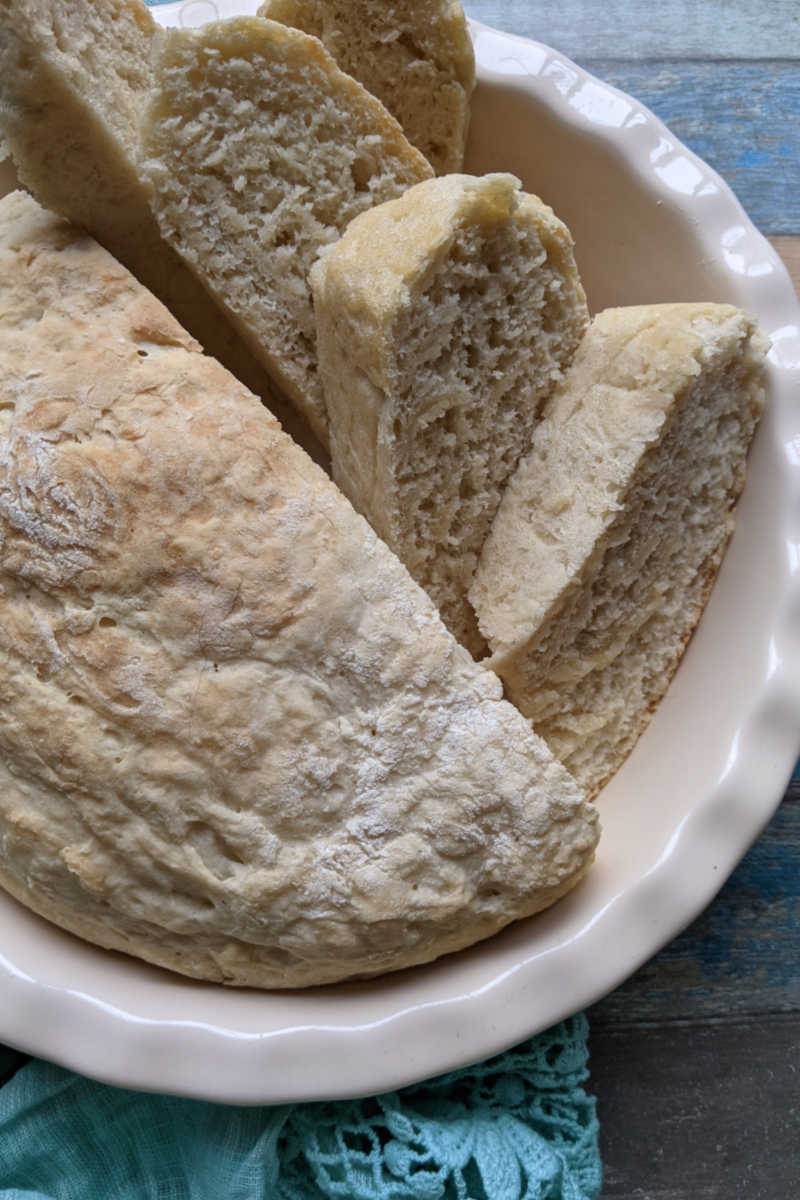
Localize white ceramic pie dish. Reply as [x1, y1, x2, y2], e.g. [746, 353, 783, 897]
[0, 3, 798, 1104]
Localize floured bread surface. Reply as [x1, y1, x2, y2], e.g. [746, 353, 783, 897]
[140, 16, 433, 447]
[471, 303, 766, 795]
[0, 192, 598, 988]
[0, 0, 320, 456]
[259, 0, 475, 174]
[312, 174, 588, 655]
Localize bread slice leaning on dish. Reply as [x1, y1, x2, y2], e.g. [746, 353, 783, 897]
[470, 304, 767, 795]
[0, 191, 599, 989]
[311, 173, 589, 655]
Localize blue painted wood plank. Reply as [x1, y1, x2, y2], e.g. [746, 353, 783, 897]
[567, 60, 800, 235]
[465, 0, 800, 61]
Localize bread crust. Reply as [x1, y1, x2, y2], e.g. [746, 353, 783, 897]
[0, 192, 598, 987]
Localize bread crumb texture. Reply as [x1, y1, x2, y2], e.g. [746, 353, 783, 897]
[313, 173, 588, 655]
[471, 303, 767, 795]
[258, 0, 475, 173]
[0, 0, 320, 453]
[0, 0, 155, 258]
[140, 16, 432, 447]
[0, 192, 598, 987]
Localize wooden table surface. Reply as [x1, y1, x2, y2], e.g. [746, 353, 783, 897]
[464, 3, 800, 1196]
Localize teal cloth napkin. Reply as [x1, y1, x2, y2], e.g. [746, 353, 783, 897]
[0, 1016, 600, 1198]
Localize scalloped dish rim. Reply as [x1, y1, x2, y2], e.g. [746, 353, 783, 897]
[0, 8, 798, 1103]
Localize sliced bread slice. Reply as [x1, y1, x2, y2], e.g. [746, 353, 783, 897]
[140, 16, 433, 447]
[311, 173, 589, 655]
[470, 303, 767, 795]
[0, 0, 156, 264]
[0, 0, 319, 453]
[0, 191, 598, 988]
[258, 0, 475, 174]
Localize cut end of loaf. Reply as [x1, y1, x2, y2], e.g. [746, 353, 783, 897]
[0, 1, 328, 451]
[0, 0, 156, 239]
[0, 0, 155, 167]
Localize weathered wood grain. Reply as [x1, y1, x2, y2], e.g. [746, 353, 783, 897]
[465, 3, 800, 236]
[771, 236, 800, 291]
[590, 767, 799, 1195]
[589, 1014, 800, 1199]
[465, 1, 800, 61]
[580, 61, 800, 235]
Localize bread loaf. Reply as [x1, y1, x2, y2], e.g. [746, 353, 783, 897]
[140, 16, 433, 447]
[470, 304, 766, 794]
[0, 191, 598, 988]
[258, 0, 475, 174]
[0, 0, 320, 454]
[312, 173, 589, 654]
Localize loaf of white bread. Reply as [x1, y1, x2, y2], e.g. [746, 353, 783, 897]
[258, 0, 476, 174]
[140, 15, 433, 446]
[470, 304, 767, 795]
[0, 190, 599, 988]
[312, 173, 589, 654]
